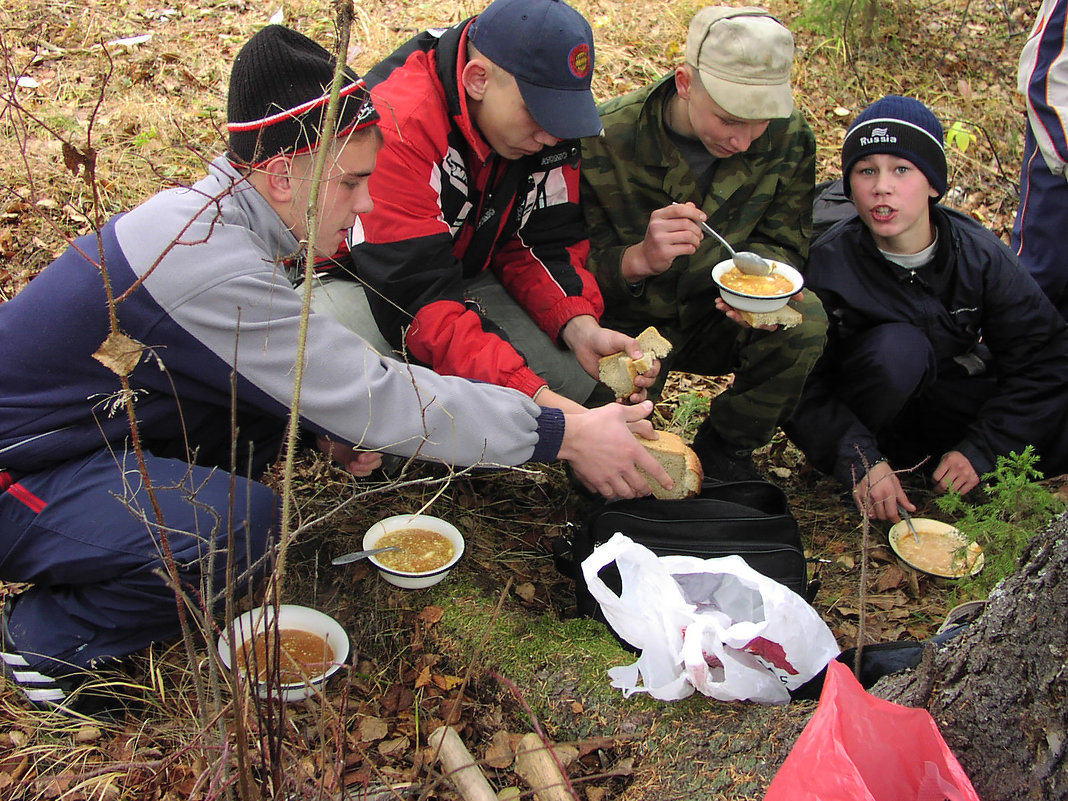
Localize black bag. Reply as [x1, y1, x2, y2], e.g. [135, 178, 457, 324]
[555, 480, 812, 621]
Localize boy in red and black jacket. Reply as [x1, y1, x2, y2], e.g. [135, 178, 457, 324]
[313, 0, 657, 414]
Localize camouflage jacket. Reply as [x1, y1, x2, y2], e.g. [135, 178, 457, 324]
[581, 74, 816, 333]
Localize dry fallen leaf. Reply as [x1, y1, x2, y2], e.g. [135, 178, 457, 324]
[414, 665, 433, 689]
[357, 715, 389, 743]
[37, 772, 77, 799]
[61, 141, 96, 184]
[868, 592, 908, 611]
[869, 546, 895, 563]
[834, 621, 858, 639]
[381, 682, 414, 714]
[553, 744, 579, 768]
[431, 673, 463, 691]
[875, 564, 908, 593]
[377, 736, 410, 757]
[418, 606, 444, 625]
[74, 725, 101, 743]
[483, 730, 514, 769]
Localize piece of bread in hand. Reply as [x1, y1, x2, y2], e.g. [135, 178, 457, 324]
[738, 304, 803, 330]
[598, 326, 673, 400]
[635, 431, 703, 500]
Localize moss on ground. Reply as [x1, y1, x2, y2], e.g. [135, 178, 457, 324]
[420, 571, 814, 800]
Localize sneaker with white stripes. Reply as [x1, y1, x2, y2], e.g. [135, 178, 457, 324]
[0, 598, 82, 712]
[0, 599, 130, 719]
[0, 647, 75, 709]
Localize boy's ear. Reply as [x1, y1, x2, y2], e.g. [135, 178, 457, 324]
[461, 58, 492, 101]
[674, 65, 693, 101]
[259, 155, 295, 202]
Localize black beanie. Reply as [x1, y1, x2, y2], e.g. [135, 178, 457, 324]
[227, 25, 379, 165]
[840, 95, 947, 200]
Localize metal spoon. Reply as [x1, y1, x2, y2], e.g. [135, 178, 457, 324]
[695, 219, 772, 276]
[331, 545, 399, 566]
[896, 503, 922, 543]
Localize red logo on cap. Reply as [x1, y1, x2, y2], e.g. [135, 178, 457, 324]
[568, 44, 591, 79]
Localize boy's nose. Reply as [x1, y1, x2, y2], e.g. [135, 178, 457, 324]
[354, 185, 374, 214]
[729, 130, 755, 152]
[872, 170, 893, 193]
[533, 129, 561, 147]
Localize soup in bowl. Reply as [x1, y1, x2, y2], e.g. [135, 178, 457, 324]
[217, 604, 349, 702]
[711, 258, 804, 313]
[364, 514, 465, 588]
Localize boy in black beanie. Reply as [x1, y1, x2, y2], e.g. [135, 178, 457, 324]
[786, 95, 1068, 522]
[0, 25, 669, 716]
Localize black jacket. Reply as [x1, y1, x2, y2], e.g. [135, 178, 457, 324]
[790, 204, 1068, 484]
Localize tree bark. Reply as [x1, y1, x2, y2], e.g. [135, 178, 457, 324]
[876, 511, 1068, 801]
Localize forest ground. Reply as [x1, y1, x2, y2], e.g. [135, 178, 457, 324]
[0, 0, 1062, 799]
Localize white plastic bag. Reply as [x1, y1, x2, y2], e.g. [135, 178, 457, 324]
[581, 533, 839, 704]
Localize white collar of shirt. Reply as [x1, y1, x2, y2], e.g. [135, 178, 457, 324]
[880, 232, 938, 271]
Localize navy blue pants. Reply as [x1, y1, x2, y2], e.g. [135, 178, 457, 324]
[830, 323, 997, 470]
[1013, 130, 1068, 322]
[0, 448, 276, 675]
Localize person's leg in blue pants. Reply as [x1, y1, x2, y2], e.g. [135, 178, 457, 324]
[837, 323, 996, 472]
[1013, 130, 1068, 322]
[836, 322, 937, 432]
[0, 447, 276, 681]
[785, 323, 935, 479]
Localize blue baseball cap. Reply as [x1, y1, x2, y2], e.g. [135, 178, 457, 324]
[468, 0, 602, 140]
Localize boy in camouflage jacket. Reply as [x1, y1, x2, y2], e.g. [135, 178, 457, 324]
[581, 7, 827, 480]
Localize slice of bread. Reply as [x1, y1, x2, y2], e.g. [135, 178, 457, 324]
[738, 304, 803, 329]
[598, 326, 673, 400]
[635, 431, 703, 500]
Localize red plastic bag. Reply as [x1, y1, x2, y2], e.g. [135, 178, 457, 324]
[764, 660, 980, 801]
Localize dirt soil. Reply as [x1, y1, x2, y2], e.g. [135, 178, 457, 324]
[268, 421, 1036, 801]
[0, 0, 1063, 799]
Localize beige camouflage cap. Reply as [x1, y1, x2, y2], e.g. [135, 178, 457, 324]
[685, 6, 795, 120]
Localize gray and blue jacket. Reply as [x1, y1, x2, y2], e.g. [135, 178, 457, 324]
[0, 158, 564, 475]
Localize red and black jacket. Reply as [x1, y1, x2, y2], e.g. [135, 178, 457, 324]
[349, 18, 602, 397]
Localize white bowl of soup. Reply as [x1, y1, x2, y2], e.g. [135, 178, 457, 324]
[363, 514, 465, 589]
[217, 604, 349, 702]
[710, 258, 804, 313]
[888, 518, 984, 579]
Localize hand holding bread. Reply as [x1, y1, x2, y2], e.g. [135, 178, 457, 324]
[634, 430, 703, 499]
[598, 326, 673, 400]
[714, 296, 805, 331]
[559, 401, 675, 500]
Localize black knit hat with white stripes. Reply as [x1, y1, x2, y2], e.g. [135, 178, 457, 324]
[841, 95, 947, 200]
[227, 25, 378, 165]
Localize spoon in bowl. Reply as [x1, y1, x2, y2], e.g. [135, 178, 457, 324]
[331, 545, 400, 566]
[670, 201, 772, 275]
[695, 219, 772, 276]
[896, 503, 922, 543]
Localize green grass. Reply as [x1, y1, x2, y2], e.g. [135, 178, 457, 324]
[937, 447, 1065, 602]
